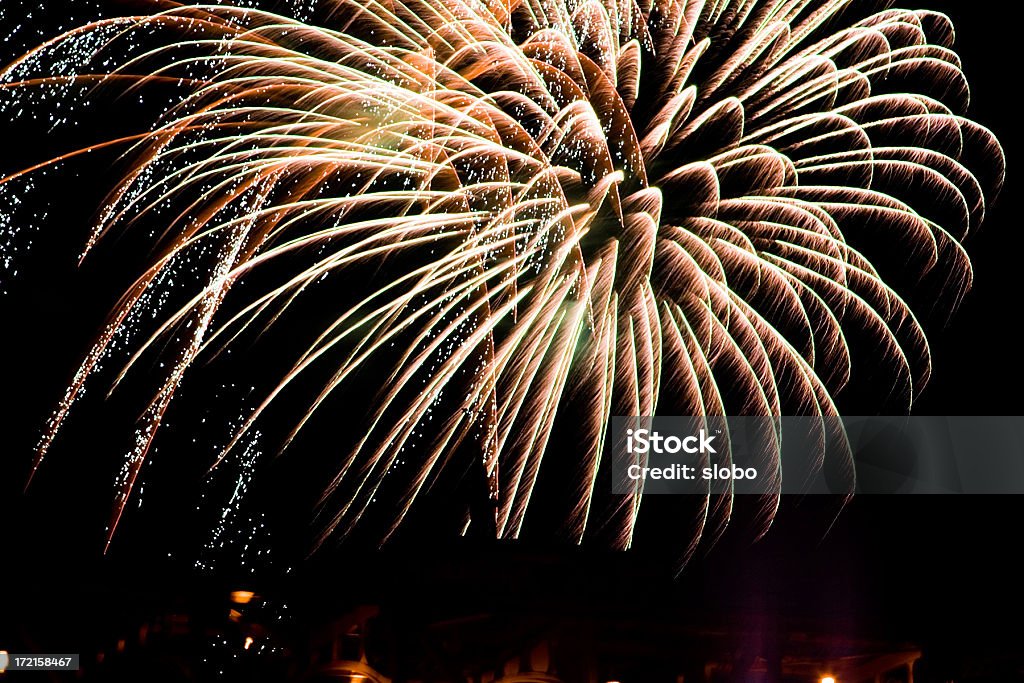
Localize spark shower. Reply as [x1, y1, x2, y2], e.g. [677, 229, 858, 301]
[0, 0, 1004, 561]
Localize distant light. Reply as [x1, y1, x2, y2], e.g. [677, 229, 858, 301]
[231, 590, 256, 605]
[244, 637, 254, 651]
[821, 677, 837, 683]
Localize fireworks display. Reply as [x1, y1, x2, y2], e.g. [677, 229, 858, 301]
[0, 0, 1004, 559]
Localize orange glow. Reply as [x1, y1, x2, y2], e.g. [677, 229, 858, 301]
[231, 590, 255, 605]
[821, 677, 837, 683]
[244, 637, 254, 651]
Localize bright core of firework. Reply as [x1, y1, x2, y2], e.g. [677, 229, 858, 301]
[0, 0, 1004, 559]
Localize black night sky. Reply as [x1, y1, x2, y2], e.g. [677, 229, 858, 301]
[1, 1, 1023, 681]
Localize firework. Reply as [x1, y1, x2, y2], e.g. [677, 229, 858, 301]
[1, 0, 1004, 558]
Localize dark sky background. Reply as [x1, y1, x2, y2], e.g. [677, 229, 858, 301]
[1, 0, 1022, 674]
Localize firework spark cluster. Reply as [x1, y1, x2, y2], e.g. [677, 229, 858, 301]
[1, 0, 1004, 558]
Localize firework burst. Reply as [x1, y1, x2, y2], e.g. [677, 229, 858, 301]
[1, 0, 1004, 558]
